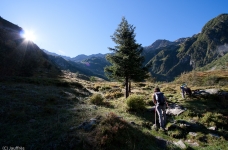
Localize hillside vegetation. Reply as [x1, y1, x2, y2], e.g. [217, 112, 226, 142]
[199, 52, 228, 71]
[0, 70, 228, 149]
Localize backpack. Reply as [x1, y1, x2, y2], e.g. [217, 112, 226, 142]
[185, 87, 192, 96]
[155, 92, 165, 106]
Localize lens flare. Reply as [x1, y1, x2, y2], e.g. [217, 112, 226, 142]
[21, 30, 36, 41]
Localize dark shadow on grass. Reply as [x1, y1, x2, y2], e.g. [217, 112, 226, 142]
[176, 94, 228, 140]
[77, 112, 181, 150]
[0, 76, 94, 149]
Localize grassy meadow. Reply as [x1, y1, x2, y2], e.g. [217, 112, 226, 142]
[0, 70, 228, 150]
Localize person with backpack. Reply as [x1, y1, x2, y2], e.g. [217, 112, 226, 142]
[180, 83, 187, 98]
[153, 87, 168, 131]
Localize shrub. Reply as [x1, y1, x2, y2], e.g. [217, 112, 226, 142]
[93, 112, 128, 148]
[200, 112, 213, 127]
[163, 86, 176, 94]
[126, 94, 145, 111]
[200, 112, 226, 128]
[142, 87, 151, 90]
[105, 91, 124, 99]
[136, 83, 146, 87]
[167, 124, 186, 138]
[90, 112, 158, 150]
[90, 76, 96, 82]
[202, 75, 220, 85]
[99, 86, 111, 91]
[90, 94, 104, 105]
[92, 85, 100, 91]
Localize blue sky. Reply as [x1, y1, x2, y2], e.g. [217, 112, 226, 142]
[1, 1, 228, 57]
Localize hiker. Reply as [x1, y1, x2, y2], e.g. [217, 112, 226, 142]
[180, 83, 192, 98]
[180, 83, 187, 98]
[153, 87, 168, 130]
[185, 87, 192, 97]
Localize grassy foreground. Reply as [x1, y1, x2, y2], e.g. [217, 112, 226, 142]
[0, 70, 228, 150]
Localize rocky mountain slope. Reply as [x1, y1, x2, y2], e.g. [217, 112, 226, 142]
[144, 14, 228, 81]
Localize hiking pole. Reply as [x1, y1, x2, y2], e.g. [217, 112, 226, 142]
[152, 105, 157, 130]
[155, 106, 156, 126]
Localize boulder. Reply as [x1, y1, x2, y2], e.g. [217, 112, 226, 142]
[166, 104, 186, 116]
[173, 140, 186, 149]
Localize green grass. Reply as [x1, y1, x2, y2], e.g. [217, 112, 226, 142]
[0, 77, 92, 149]
[0, 72, 228, 149]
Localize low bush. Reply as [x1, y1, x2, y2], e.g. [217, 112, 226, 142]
[105, 91, 124, 99]
[91, 112, 128, 149]
[90, 112, 158, 150]
[167, 124, 186, 139]
[99, 86, 111, 91]
[126, 94, 146, 111]
[200, 112, 226, 128]
[163, 86, 177, 94]
[93, 85, 101, 91]
[135, 83, 146, 87]
[90, 94, 104, 105]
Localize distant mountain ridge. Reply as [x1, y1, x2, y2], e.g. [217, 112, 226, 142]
[71, 53, 106, 62]
[41, 49, 107, 62]
[1, 14, 228, 81]
[46, 54, 108, 79]
[41, 50, 109, 79]
[143, 38, 188, 52]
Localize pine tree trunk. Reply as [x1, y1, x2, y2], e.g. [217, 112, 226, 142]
[128, 80, 131, 93]
[125, 77, 129, 98]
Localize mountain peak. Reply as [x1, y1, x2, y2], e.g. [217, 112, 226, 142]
[144, 39, 172, 51]
[174, 38, 188, 43]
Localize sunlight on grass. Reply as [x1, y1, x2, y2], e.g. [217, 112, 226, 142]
[1, 70, 228, 149]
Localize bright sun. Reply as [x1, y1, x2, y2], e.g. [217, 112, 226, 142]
[22, 30, 36, 41]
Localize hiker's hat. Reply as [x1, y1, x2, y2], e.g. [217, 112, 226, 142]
[182, 83, 187, 87]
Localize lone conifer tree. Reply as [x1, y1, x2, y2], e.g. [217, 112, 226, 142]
[105, 17, 149, 98]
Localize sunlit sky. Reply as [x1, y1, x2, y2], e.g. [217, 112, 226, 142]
[1, 0, 228, 57]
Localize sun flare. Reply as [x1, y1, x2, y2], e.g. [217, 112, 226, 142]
[22, 30, 36, 41]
